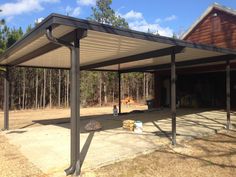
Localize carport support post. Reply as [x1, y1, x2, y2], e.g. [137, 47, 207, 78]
[118, 72, 121, 114]
[66, 32, 81, 176]
[3, 67, 9, 130]
[46, 27, 87, 176]
[171, 52, 176, 145]
[226, 60, 231, 129]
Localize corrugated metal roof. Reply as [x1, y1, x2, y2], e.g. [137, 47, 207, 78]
[0, 13, 235, 71]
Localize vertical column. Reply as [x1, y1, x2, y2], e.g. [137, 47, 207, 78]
[171, 52, 176, 145]
[65, 35, 81, 176]
[118, 72, 121, 114]
[226, 60, 231, 130]
[4, 67, 9, 130]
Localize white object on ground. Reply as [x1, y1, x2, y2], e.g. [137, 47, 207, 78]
[134, 121, 143, 134]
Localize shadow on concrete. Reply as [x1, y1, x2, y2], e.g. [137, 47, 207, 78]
[152, 121, 172, 141]
[80, 131, 95, 169]
[20, 122, 37, 129]
[6, 130, 27, 134]
[18, 108, 232, 137]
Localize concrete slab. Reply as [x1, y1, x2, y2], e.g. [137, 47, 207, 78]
[2, 109, 236, 177]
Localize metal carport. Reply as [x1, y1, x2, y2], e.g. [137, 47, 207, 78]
[0, 13, 236, 176]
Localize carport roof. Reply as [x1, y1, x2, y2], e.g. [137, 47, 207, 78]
[0, 13, 236, 72]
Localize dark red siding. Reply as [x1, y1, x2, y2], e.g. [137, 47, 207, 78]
[184, 8, 236, 49]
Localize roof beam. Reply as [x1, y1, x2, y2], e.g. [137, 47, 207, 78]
[81, 46, 185, 70]
[120, 54, 236, 73]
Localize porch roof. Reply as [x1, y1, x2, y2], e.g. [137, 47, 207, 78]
[0, 13, 235, 71]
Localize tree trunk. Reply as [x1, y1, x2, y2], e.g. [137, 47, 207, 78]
[18, 84, 21, 109]
[40, 84, 43, 108]
[104, 77, 107, 104]
[64, 71, 67, 107]
[112, 81, 115, 104]
[66, 71, 69, 107]
[143, 73, 146, 100]
[127, 78, 130, 97]
[35, 69, 38, 109]
[99, 73, 102, 106]
[43, 69, 47, 108]
[146, 74, 149, 98]
[22, 70, 26, 109]
[10, 79, 14, 110]
[136, 82, 139, 101]
[121, 75, 124, 99]
[58, 70, 61, 107]
[25, 92, 28, 109]
[48, 70, 51, 108]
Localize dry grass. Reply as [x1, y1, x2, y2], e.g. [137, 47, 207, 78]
[83, 130, 236, 177]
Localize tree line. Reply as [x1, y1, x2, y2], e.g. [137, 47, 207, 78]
[0, 0, 154, 110]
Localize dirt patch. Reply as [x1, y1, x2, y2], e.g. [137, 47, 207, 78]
[0, 134, 48, 177]
[84, 130, 236, 177]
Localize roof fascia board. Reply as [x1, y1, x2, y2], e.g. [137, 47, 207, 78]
[120, 54, 236, 73]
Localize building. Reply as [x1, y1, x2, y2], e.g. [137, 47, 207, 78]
[154, 3, 236, 109]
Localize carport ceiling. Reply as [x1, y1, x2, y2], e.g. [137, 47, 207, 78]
[0, 13, 236, 71]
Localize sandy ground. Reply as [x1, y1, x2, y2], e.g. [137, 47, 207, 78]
[85, 129, 236, 177]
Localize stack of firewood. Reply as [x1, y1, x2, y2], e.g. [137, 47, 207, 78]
[123, 120, 135, 131]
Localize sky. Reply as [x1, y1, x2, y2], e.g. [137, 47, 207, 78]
[0, 0, 236, 37]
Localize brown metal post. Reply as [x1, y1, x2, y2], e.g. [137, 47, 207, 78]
[46, 28, 87, 176]
[171, 52, 176, 145]
[3, 67, 9, 130]
[66, 32, 81, 176]
[226, 60, 231, 129]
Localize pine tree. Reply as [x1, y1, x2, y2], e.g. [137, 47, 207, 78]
[89, 0, 129, 28]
